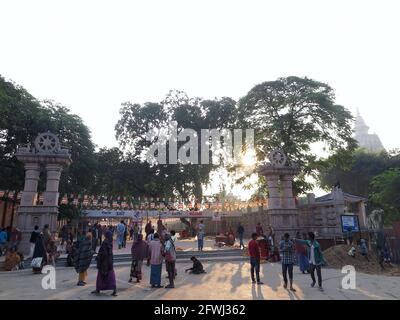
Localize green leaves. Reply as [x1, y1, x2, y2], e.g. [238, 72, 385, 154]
[237, 76, 356, 195]
[370, 168, 400, 224]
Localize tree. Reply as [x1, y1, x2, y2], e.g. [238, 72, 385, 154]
[237, 76, 356, 194]
[370, 168, 400, 225]
[115, 90, 237, 201]
[318, 149, 397, 197]
[0, 76, 97, 201]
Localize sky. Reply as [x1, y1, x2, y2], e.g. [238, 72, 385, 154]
[1, 0, 399, 197]
[1, 0, 399, 151]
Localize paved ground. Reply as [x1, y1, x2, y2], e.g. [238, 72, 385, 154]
[1, 260, 400, 300]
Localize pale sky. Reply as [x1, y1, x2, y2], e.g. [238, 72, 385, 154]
[1, 0, 399, 154]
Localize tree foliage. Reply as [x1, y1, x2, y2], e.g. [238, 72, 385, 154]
[115, 90, 237, 201]
[0, 76, 97, 196]
[370, 168, 400, 224]
[318, 149, 400, 198]
[237, 76, 356, 194]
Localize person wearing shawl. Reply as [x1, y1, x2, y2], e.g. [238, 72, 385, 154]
[129, 234, 149, 283]
[32, 233, 48, 274]
[148, 233, 164, 288]
[92, 230, 117, 296]
[74, 233, 94, 286]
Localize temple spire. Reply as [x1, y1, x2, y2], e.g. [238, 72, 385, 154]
[354, 110, 384, 152]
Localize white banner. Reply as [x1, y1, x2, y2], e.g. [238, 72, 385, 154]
[81, 209, 243, 219]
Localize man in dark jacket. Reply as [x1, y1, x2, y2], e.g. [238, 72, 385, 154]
[74, 233, 94, 286]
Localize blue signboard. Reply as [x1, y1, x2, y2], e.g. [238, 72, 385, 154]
[341, 214, 360, 233]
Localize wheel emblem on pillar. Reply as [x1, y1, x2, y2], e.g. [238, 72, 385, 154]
[34, 132, 60, 153]
[269, 149, 287, 167]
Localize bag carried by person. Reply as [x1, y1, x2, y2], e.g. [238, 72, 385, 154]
[31, 257, 43, 268]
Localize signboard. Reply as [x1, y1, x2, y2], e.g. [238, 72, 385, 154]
[81, 209, 243, 219]
[341, 214, 360, 233]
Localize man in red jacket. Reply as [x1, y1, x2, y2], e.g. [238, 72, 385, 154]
[248, 233, 263, 284]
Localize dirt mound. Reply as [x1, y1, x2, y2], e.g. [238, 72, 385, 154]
[323, 245, 400, 276]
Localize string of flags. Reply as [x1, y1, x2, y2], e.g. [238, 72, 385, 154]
[0, 190, 269, 211]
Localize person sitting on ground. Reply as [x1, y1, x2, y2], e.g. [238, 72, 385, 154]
[348, 246, 356, 258]
[185, 256, 206, 274]
[4, 248, 21, 271]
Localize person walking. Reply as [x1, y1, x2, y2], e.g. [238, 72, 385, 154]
[91, 223, 98, 252]
[197, 228, 205, 251]
[97, 224, 103, 248]
[295, 232, 309, 274]
[47, 237, 59, 266]
[146, 229, 155, 266]
[122, 221, 128, 248]
[60, 224, 69, 247]
[116, 220, 126, 250]
[92, 230, 117, 296]
[295, 232, 325, 291]
[74, 233, 94, 286]
[42, 224, 51, 248]
[129, 234, 148, 283]
[133, 222, 139, 242]
[164, 233, 177, 288]
[237, 223, 245, 249]
[279, 233, 296, 291]
[31, 233, 48, 274]
[145, 220, 153, 240]
[148, 233, 164, 288]
[248, 233, 263, 284]
[29, 226, 40, 258]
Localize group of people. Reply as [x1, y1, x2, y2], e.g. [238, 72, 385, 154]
[70, 219, 205, 296]
[0, 227, 22, 255]
[248, 230, 326, 291]
[30, 224, 61, 273]
[0, 227, 24, 271]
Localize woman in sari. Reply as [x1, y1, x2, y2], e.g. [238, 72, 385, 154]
[32, 233, 48, 274]
[295, 232, 309, 273]
[129, 234, 148, 283]
[91, 230, 117, 296]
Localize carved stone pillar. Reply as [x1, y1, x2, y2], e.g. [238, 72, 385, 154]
[20, 163, 41, 206]
[43, 164, 62, 207]
[281, 174, 296, 209]
[267, 175, 281, 209]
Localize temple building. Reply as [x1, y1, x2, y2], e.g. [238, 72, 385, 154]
[354, 110, 385, 152]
